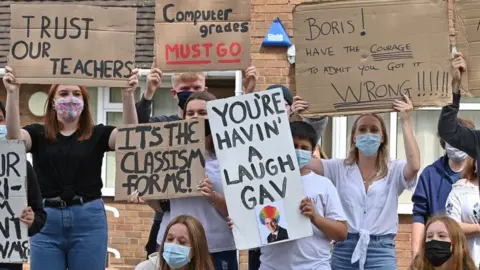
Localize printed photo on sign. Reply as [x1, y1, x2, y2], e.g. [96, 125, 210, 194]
[255, 201, 289, 245]
[0, 141, 28, 263]
[114, 119, 206, 201]
[8, 4, 136, 87]
[207, 88, 313, 250]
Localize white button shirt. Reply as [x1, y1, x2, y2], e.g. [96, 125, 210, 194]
[322, 159, 416, 270]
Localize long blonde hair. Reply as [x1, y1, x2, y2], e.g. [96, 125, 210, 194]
[344, 114, 389, 180]
[159, 215, 214, 270]
[410, 216, 477, 270]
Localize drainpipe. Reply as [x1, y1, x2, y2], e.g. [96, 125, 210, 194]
[235, 70, 243, 96]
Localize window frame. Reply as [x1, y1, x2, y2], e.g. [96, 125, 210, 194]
[98, 70, 241, 196]
[330, 102, 480, 214]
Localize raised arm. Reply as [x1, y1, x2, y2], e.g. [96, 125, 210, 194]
[108, 70, 139, 150]
[136, 60, 163, 124]
[438, 52, 479, 158]
[3, 66, 32, 151]
[394, 95, 420, 181]
[242, 66, 258, 94]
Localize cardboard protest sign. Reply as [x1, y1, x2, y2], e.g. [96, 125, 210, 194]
[0, 141, 28, 263]
[293, 1, 452, 117]
[115, 119, 206, 201]
[207, 88, 313, 250]
[8, 4, 136, 87]
[155, 0, 251, 72]
[455, 1, 480, 96]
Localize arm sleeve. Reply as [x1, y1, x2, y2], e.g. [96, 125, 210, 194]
[23, 123, 43, 154]
[26, 161, 46, 236]
[303, 117, 328, 142]
[445, 187, 462, 222]
[97, 124, 116, 152]
[412, 171, 429, 224]
[438, 92, 480, 158]
[394, 160, 417, 193]
[136, 94, 154, 124]
[321, 159, 342, 186]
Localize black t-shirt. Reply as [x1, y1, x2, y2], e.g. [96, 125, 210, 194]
[24, 123, 115, 200]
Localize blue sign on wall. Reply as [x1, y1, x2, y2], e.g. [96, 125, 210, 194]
[262, 18, 292, 47]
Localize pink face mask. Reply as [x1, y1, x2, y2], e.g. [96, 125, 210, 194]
[54, 96, 84, 122]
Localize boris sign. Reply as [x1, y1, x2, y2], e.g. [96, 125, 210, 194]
[0, 141, 28, 263]
[207, 89, 313, 250]
[8, 4, 136, 87]
[115, 119, 207, 201]
[294, 1, 451, 116]
[155, 0, 251, 71]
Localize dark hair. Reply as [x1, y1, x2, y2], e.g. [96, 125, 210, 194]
[439, 118, 475, 149]
[0, 101, 5, 118]
[290, 121, 318, 152]
[182, 91, 217, 118]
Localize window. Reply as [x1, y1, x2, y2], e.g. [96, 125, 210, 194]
[331, 99, 480, 213]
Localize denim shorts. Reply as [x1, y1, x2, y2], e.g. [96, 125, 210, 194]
[30, 199, 108, 270]
[211, 250, 238, 270]
[331, 233, 397, 270]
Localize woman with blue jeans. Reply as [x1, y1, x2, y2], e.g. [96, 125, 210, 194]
[3, 66, 139, 270]
[307, 96, 420, 270]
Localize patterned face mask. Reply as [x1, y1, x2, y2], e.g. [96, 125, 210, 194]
[54, 96, 84, 122]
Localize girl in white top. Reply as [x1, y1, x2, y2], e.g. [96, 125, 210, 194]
[158, 91, 236, 270]
[131, 92, 236, 270]
[446, 157, 480, 267]
[307, 95, 420, 270]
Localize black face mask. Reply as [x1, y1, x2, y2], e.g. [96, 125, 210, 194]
[177, 91, 194, 110]
[425, 240, 452, 267]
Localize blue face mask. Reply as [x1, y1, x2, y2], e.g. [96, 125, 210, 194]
[162, 242, 191, 269]
[0, 125, 7, 140]
[355, 133, 381, 157]
[295, 149, 312, 169]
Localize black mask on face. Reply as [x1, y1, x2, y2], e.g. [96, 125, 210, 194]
[177, 91, 194, 110]
[425, 240, 452, 267]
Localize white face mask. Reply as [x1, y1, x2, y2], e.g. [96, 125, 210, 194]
[445, 143, 467, 162]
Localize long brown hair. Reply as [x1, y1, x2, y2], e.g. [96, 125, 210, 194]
[411, 216, 477, 270]
[345, 114, 389, 179]
[44, 84, 94, 142]
[462, 157, 478, 183]
[159, 215, 214, 270]
[183, 92, 217, 154]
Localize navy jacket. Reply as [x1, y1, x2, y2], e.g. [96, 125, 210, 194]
[412, 155, 461, 224]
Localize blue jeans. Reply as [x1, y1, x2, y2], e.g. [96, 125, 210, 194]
[30, 199, 108, 270]
[331, 233, 397, 270]
[211, 250, 238, 270]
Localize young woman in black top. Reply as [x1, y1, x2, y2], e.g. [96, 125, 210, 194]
[2, 66, 139, 270]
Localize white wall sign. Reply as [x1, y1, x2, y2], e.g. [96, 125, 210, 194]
[207, 88, 313, 250]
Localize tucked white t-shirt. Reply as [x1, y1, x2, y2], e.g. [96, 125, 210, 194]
[446, 180, 480, 266]
[157, 154, 235, 253]
[259, 172, 346, 270]
[322, 159, 416, 269]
